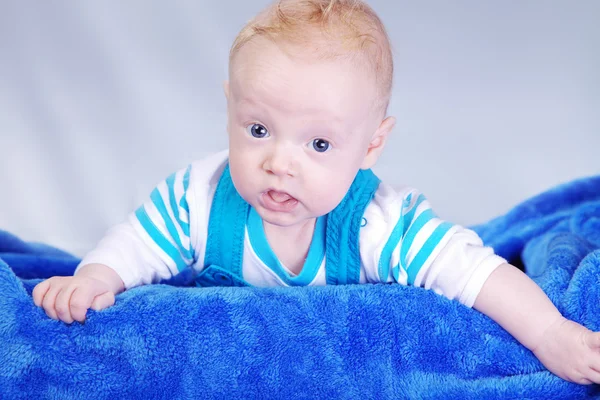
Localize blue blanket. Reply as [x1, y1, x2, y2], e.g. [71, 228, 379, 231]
[1, 176, 600, 399]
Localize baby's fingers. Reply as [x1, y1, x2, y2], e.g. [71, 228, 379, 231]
[90, 292, 115, 311]
[69, 287, 94, 323]
[41, 283, 62, 320]
[70, 285, 110, 322]
[54, 284, 78, 324]
[32, 280, 51, 307]
[583, 368, 600, 385]
[585, 332, 600, 350]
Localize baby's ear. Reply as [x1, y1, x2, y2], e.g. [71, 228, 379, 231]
[361, 116, 396, 169]
[223, 81, 230, 101]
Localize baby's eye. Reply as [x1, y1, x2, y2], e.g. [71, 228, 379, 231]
[312, 138, 331, 153]
[246, 123, 269, 138]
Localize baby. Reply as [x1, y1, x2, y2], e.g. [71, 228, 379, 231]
[33, 0, 600, 384]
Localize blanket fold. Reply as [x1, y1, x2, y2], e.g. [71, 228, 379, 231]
[1, 175, 600, 399]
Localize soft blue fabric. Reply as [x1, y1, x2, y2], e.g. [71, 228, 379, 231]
[1, 175, 600, 399]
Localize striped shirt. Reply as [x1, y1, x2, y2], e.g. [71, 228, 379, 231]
[78, 150, 505, 307]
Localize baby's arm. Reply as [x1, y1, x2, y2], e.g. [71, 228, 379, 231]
[33, 164, 199, 323]
[474, 263, 600, 384]
[377, 187, 600, 384]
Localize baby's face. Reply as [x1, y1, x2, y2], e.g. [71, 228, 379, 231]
[226, 38, 390, 229]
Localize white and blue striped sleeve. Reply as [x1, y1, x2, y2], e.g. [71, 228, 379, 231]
[420, 228, 507, 307]
[392, 190, 506, 306]
[77, 165, 196, 289]
[360, 185, 506, 307]
[129, 165, 195, 276]
[394, 190, 458, 287]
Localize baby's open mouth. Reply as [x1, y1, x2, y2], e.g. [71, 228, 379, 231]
[268, 190, 293, 203]
[263, 190, 298, 212]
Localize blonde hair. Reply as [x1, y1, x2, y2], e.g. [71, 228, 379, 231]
[229, 0, 394, 113]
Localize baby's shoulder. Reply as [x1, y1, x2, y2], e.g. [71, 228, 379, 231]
[358, 183, 421, 276]
[361, 183, 429, 236]
[189, 149, 229, 175]
[369, 182, 421, 216]
[360, 183, 410, 237]
[187, 149, 230, 188]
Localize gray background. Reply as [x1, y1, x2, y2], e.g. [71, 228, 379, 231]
[1, 1, 599, 256]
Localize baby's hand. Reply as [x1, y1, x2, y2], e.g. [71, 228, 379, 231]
[32, 275, 115, 324]
[532, 316, 600, 384]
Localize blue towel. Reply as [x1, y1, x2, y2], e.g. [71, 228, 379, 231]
[1, 175, 600, 399]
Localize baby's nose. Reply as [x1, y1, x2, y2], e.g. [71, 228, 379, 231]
[263, 146, 295, 177]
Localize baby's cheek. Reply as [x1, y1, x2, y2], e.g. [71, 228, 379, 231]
[229, 158, 254, 198]
[311, 175, 351, 213]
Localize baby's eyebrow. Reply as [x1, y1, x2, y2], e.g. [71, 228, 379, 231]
[238, 96, 258, 106]
[236, 97, 269, 115]
[236, 96, 259, 109]
[310, 113, 351, 136]
[313, 120, 346, 138]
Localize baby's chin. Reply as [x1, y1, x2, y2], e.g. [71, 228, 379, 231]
[255, 205, 320, 228]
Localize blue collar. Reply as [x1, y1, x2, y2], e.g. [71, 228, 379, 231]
[246, 207, 326, 286]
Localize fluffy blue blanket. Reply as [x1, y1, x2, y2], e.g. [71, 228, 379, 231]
[1, 176, 600, 399]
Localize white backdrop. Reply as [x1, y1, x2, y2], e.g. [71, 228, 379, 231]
[1, 1, 599, 256]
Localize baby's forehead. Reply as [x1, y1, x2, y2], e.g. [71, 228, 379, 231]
[230, 39, 384, 124]
[233, 38, 374, 89]
[231, 35, 376, 83]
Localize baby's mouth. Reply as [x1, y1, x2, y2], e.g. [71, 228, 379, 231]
[268, 190, 294, 203]
[262, 190, 299, 212]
